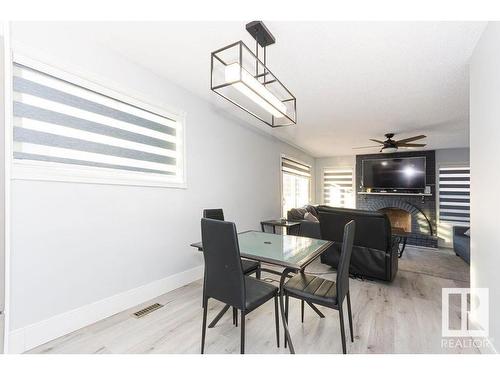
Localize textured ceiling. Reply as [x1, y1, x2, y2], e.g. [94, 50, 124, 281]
[13, 21, 487, 156]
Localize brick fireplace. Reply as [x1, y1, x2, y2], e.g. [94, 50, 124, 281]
[355, 151, 438, 248]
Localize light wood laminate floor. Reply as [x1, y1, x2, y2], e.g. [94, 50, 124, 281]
[28, 246, 475, 354]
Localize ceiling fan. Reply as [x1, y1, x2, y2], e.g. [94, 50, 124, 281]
[353, 133, 426, 153]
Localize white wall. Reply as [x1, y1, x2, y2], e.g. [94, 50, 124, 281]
[470, 22, 500, 353]
[435, 147, 470, 165]
[0, 31, 6, 353]
[8, 22, 314, 351]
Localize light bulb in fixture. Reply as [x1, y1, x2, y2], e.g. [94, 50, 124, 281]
[225, 63, 286, 118]
[381, 146, 397, 153]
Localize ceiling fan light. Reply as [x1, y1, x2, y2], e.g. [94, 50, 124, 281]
[381, 146, 398, 153]
[356, 134, 427, 153]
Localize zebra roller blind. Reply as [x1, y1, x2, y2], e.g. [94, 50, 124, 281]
[438, 166, 470, 224]
[281, 157, 311, 178]
[323, 168, 354, 208]
[281, 157, 311, 216]
[12, 60, 184, 186]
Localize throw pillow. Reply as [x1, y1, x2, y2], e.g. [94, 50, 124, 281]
[288, 208, 307, 221]
[304, 205, 319, 219]
[304, 212, 319, 222]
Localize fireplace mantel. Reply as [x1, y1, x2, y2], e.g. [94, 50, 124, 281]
[357, 192, 432, 197]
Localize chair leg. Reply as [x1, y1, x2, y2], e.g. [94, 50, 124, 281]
[347, 291, 354, 342]
[256, 265, 261, 280]
[235, 308, 238, 327]
[284, 294, 289, 348]
[240, 311, 246, 354]
[201, 301, 208, 354]
[306, 302, 325, 318]
[301, 300, 305, 323]
[274, 295, 280, 348]
[339, 305, 347, 354]
[208, 304, 231, 328]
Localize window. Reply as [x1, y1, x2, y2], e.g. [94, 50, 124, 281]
[12, 57, 185, 187]
[323, 168, 354, 208]
[281, 156, 311, 217]
[438, 166, 470, 224]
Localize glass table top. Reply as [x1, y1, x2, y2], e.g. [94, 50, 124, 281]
[260, 219, 301, 227]
[191, 231, 332, 270]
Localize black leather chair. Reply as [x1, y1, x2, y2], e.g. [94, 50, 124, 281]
[203, 209, 262, 327]
[200, 218, 280, 354]
[203, 209, 261, 279]
[317, 206, 398, 282]
[202, 208, 225, 221]
[283, 220, 356, 354]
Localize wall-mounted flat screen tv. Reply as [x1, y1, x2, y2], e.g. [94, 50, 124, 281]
[362, 157, 426, 190]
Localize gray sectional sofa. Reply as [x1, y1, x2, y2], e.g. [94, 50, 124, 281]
[453, 226, 470, 264]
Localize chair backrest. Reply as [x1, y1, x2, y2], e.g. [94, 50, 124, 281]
[203, 209, 224, 221]
[200, 218, 245, 310]
[317, 205, 391, 252]
[336, 220, 356, 304]
[200, 209, 225, 306]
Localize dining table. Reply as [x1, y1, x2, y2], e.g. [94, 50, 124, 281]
[190, 230, 333, 354]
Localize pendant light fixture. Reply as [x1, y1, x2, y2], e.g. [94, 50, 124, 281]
[211, 21, 297, 127]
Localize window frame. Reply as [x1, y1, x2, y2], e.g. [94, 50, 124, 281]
[436, 162, 470, 227]
[10, 53, 187, 189]
[280, 154, 312, 217]
[322, 166, 355, 208]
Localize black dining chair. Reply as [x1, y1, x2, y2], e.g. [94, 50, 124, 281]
[200, 218, 280, 354]
[283, 220, 356, 354]
[202, 209, 262, 327]
[203, 209, 261, 280]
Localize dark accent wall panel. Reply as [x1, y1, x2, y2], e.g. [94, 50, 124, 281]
[355, 151, 438, 248]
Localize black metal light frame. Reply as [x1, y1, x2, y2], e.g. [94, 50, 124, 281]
[210, 22, 297, 128]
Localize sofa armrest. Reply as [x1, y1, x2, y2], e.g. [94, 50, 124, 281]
[453, 226, 469, 237]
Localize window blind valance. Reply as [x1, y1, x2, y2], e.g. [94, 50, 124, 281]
[281, 157, 311, 178]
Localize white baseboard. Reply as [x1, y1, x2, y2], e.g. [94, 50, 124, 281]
[8, 265, 203, 353]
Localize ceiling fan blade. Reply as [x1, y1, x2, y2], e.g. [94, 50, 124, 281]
[398, 143, 426, 147]
[353, 145, 381, 149]
[369, 139, 385, 144]
[395, 135, 426, 144]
